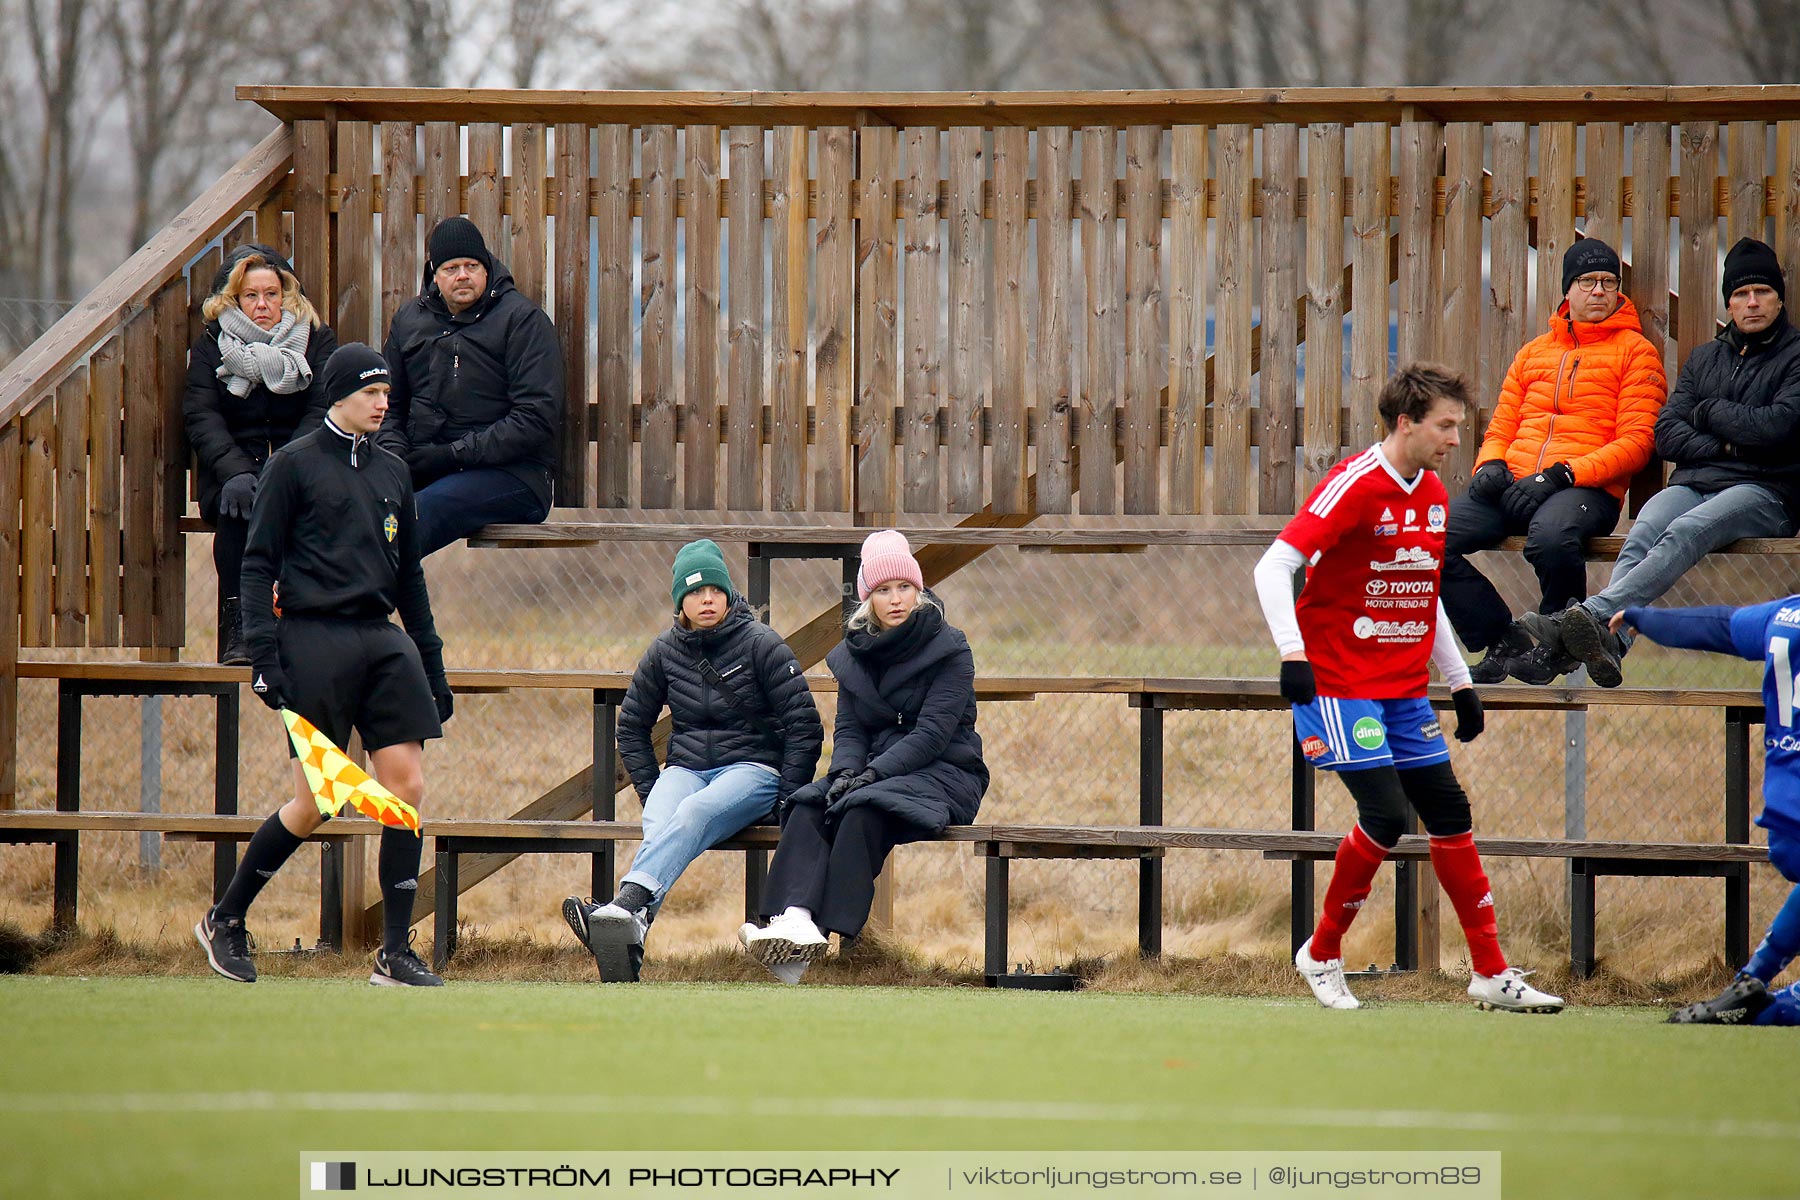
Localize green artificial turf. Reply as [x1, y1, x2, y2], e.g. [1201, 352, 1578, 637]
[1, 976, 1794, 1199]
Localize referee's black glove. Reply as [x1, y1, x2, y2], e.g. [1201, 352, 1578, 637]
[250, 662, 289, 712]
[1278, 660, 1317, 706]
[1451, 687, 1485, 743]
[432, 680, 454, 723]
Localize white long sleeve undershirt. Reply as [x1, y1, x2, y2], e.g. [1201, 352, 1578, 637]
[1252, 537, 1472, 689]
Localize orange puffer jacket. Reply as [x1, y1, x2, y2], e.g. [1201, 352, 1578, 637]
[1477, 295, 1667, 499]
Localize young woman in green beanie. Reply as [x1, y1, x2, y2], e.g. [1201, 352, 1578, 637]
[562, 539, 823, 981]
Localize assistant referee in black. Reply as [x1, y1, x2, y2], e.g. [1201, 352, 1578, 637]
[195, 343, 453, 987]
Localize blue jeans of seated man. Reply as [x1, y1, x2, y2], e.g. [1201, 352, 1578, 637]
[1581, 483, 1793, 623]
[414, 467, 550, 557]
[624, 764, 780, 925]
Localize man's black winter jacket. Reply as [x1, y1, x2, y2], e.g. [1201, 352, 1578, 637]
[377, 259, 563, 507]
[1655, 313, 1800, 518]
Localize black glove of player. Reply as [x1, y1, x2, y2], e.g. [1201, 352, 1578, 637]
[405, 442, 460, 481]
[824, 769, 880, 821]
[1501, 461, 1574, 524]
[1451, 687, 1485, 743]
[432, 679, 454, 723]
[219, 472, 258, 520]
[1467, 460, 1513, 504]
[1278, 660, 1317, 706]
[250, 661, 289, 712]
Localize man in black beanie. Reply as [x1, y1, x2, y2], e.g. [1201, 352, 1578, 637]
[1531, 236, 1800, 687]
[196, 342, 452, 987]
[378, 215, 563, 555]
[1441, 236, 1665, 685]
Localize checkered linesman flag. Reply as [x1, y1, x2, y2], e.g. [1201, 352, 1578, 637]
[282, 709, 421, 835]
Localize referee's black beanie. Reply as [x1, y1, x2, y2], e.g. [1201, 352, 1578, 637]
[321, 343, 390, 406]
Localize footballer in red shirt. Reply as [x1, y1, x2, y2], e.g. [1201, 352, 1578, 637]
[1254, 364, 1563, 1014]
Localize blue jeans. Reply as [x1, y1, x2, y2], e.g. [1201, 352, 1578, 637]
[1583, 483, 1793, 619]
[624, 765, 779, 919]
[414, 468, 549, 556]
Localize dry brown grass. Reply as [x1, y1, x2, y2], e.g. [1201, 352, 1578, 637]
[4, 536, 1789, 992]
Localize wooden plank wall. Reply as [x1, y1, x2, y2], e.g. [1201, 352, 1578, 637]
[11, 114, 1800, 670]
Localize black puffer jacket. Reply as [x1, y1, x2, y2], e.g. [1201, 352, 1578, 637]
[790, 600, 988, 834]
[618, 599, 824, 804]
[376, 258, 563, 507]
[1655, 313, 1800, 518]
[183, 321, 337, 521]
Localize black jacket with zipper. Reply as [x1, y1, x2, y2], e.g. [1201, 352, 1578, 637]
[376, 258, 563, 507]
[787, 601, 988, 834]
[183, 321, 337, 521]
[1656, 312, 1800, 518]
[239, 419, 445, 684]
[617, 599, 824, 804]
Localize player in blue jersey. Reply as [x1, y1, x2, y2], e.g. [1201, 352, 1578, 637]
[1611, 599, 1800, 1025]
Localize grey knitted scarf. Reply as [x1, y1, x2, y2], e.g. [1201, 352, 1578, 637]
[215, 307, 313, 398]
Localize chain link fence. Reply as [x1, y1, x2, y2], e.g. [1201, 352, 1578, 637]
[5, 514, 1791, 978]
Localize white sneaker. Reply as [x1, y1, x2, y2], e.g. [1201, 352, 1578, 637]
[741, 913, 829, 966]
[1295, 937, 1361, 1010]
[588, 901, 649, 945]
[1469, 967, 1564, 1013]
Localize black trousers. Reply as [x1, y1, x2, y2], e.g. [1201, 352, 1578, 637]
[760, 803, 930, 938]
[214, 513, 249, 599]
[1440, 486, 1619, 652]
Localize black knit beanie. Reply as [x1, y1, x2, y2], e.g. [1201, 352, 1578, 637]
[427, 216, 492, 272]
[209, 243, 296, 297]
[1723, 237, 1785, 302]
[1561, 237, 1621, 296]
[320, 343, 390, 406]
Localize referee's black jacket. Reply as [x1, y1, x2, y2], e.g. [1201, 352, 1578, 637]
[240, 418, 446, 684]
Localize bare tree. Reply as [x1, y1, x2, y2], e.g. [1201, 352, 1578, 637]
[105, 0, 230, 250]
[19, 0, 97, 297]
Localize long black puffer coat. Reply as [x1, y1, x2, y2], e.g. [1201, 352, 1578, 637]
[1655, 313, 1800, 519]
[618, 599, 824, 804]
[376, 258, 563, 508]
[183, 321, 337, 522]
[790, 599, 988, 834]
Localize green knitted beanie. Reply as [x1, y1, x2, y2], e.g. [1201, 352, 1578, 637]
[670, 539, 734, 611]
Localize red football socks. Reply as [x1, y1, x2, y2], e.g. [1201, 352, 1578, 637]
[1310, 823, 1388, 962]
[1429, 831, 1507, 976]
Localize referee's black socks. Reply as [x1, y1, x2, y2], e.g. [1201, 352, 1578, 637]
[214, 811, 306, 922]
[378, 824, 424, 951]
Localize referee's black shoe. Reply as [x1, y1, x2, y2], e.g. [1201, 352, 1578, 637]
[370, 943, 445, 987]
[194, 909, 256, 983]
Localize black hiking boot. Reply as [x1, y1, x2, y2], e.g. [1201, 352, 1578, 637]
[1507, 643, 1580, 686]
[1470, 622, 1534, 684]
[219, 596, 250, 666]
[1559, 604, 1626, 688]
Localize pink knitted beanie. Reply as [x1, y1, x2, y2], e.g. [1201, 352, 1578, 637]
[855, 529, 924, 600]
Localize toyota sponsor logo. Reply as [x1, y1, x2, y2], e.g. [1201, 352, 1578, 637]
[1366, 578, 1433, 596]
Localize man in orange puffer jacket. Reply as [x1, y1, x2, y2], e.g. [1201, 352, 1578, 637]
[1441, 239, 1667, 684]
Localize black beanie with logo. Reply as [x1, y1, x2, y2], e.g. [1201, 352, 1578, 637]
[1561, 238, 1621, 296]
[320, 343, 390, 406]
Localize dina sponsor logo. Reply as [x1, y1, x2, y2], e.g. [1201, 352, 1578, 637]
[1368, 547, 1439, 572]
[1351, 717, 1387, 750]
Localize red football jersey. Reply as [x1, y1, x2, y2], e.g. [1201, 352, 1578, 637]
[1276, 444, 1449, 699]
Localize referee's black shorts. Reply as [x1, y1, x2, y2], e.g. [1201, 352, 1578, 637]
[277, 616, 442, 757]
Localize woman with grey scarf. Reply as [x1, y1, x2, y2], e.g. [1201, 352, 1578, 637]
[182, 244, 336, 663]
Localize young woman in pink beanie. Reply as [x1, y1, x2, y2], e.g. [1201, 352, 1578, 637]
[741, 529, 988, 982]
